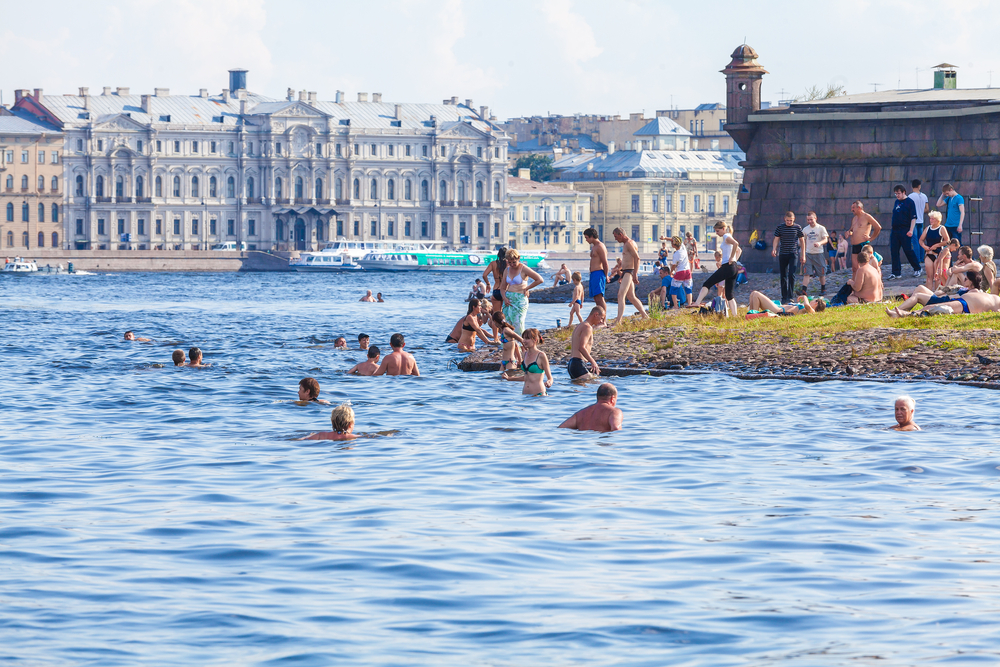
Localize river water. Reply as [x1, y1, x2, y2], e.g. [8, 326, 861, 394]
[2, 271, 999, 665]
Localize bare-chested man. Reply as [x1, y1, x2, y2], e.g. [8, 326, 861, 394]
[359, 290, 376, 302]
[611, 227, 648, 326]
[848, 200, 882, 277]
[567, 306, 604, 380]
[584, 228, 609, 317]
[558, 382, 623, 432]
[373, 333, 420, 376]
[888, 272, 1000, 317]
[890, 396, 920, 431]
[551, 263, 571, 287]
[846, 247, 883, 304]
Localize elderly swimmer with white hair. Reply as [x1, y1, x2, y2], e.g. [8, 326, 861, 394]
[891, 396, 920, 431]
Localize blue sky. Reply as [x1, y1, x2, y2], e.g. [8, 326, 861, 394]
[1, 0, 997, 119]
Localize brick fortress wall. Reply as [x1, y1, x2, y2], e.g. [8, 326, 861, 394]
[733, 113, 1000, 272]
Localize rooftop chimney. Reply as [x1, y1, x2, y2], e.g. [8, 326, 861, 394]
[14, 89, 28, 103]
[222, 89, 230, 103]
[298, 90, 307, 102]
[607, 141, 615, 154]
[358, 92, 368, 102]
[465, 98, 473, 108]
[335, 90, 344, 103]
[394, 104, 402, 119]
[116, 87, 129, 96]
[518, 168, 531, 179]
[154, 88, 169, 96]
[287, 88, 294, 101]
[308, 91, 317, 102]
[229, 68, 248, 93]
[373, 93, 382, 103]
[102, 87, 112, 96]
[33, 89, 43, 103]
[79, 86, 89, 97]
[480, 105, 488, 118]
[240, 99, 247, 115]
[141, 95, 151, 114]
[451, 96, 458, 105]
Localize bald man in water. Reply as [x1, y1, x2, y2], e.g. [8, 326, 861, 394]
[559, 382, 623, 432]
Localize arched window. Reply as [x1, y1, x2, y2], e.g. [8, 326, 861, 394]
[5, 175, 12, 189]
[458, 181, 466, 202]
[21, 174, 28, 189]
[75, 175, 84, 195]
[96, 175, 104, 197]
[52, 204, 59, 222]
[315, 178, 322, 199]
[116, 175, 124, 198]
[353, 178, 360, 199]
[295, 176, 303, 199]
[405, 179, 412, 200]
[275, 177, 283, 199]
[135, 176, 143, 198]
[38, 175, 44, 191]
[493, 181, 500, 201]
[22, 231, 29, 246]
[439, 180, 447, 201]
[5, 203, 12, 221]
[38, 232, 44, 247]
[38, 203, 44, 222]
[21, 202, 29, 221]
[51, 232, 59, 248]
[370, 178, 378, 199]
[421, 180, 429, 200]
[6, 231, 12, 246]
[247, 177, 255, 199]
[155, 176, 162, 197]
[335, 178, 343, 200]
[227, 176, 235, 198]
[172, 176, 180, 197]
[476, 181, 483, 202]
[51, 176, 58, 191]
[387, 179, 395, 200]
[209, 176, 217, 197]
[191, 176, 199, 197]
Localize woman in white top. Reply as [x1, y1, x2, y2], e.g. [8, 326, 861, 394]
[500, 249, 543, 334]
[689, 220, 742, 316]
[668, 236, 692, 307]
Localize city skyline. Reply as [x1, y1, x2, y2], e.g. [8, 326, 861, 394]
[2, 0, 999, 120]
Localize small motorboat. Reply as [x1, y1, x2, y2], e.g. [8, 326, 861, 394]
[2, 257, 39, 274]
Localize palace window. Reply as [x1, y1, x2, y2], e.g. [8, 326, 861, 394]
[116, 175, 124, 198]
[295, 176, 303, 199]
[227, 220, 235, 236]
[370, 178, 378, 199]
[96, 175, 104, 197]
[276, 142, 282, 155]
[353, 178, 360, 198]
[38, 203, 44, 222]
[421, 180, 429, 200]
[387, 179, 395, 200]
[335, 178, 343, 200]
[404, 179, 412, 200]
[174, 140, 180, 153]
[51, 232, 58, 247]
[38, 175, 44, 191]
[475, 181, 483, 202]
[227, 176, 235, 198]
[52, 204, 58, 222]
[723, 196, 730, 214]
[75, 175, 83, 195]
[405, 145, 411, 157]
[191, 176, 199, 198]
[315, 178, 322, 199]
[422, 145, 428, 157]
[209, 176, 217, 197]
[388, 144, 394, 157]
[439, 180, 447, 200]
[247, 176, 254, 198]
[172, 176, 181, 197]
[275, 177, 283, 199]
[494, 181, 500, 200]
[155, 176, 162, 197]
[135, 176, 143, 198]
[248, 219, 256, 236]
[694, 195, 701, 212]
[631, 195, 640, 213]
[652, 195, 659, 212]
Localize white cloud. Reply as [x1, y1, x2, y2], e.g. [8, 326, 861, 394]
[539, 0, 602, 65]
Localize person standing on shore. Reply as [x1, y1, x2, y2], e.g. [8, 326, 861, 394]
[482, 247, 507, 314]
[500, 249, 543, 335]
[558, 383, 623, 432]
[568, 272, 585, 326]
[772, 212, 805, 303]
[909, 179, 929, 263]
[584, 228, 609, 319]
[919, 211, 950, 290]
[888, 185, 922, 281]
[669, 235, 692, 306]
[891, 396, 920, 431]
[568, 306, 604, 380]
[800, 212, 829, 296]
[690, 221, 742, 316]
[610, 227, 649, 326]
[937, 183, 965, 245]
[847, 201, 882, 277]
[685, 232, 700, 270]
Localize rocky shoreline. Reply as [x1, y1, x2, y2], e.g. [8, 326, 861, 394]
[457, 324, 1000, 389]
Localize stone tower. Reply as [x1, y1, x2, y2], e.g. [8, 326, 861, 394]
[721, 44, 767, 152]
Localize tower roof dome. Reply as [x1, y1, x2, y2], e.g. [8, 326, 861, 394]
[722, 44, 767, 74]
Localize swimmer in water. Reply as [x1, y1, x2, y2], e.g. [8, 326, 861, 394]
[334, 337, 348, 349]
[124, 330, 151, 342]
[358, 333, 370, 350]
[171, 349, 186, 366]
[186, 347, 210, 367]
[376, 292, 385, 303]
[492, 311, 524, 375]
[347, 346, 381, 376]
[297, 377, 331, 405]
[890, 395, 920, 431]
[303, 404, 358, 441]
[374, 333, 419, 376]
[567, 272, 584, 327]
[502, 328, 553, 395]
[360, 290, 376, 302]
[558, 382, 623, 432]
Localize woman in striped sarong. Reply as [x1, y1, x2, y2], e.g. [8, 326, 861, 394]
[500, 249, 543, 335]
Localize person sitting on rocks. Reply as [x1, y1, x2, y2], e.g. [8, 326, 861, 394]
[552, 263, 571, 287]
[977, 245, 998, 293]
[943, 245, 980, 288]
[607, 258, 623, 284]
[647, 266, 672, 311]
[558, 382, 623, 432]
[847, 245, 883, 304]
[890, 395, 920, 431]
[747, 291, 826, 316]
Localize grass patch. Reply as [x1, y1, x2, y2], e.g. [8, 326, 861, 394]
[937, 340, 990, 352]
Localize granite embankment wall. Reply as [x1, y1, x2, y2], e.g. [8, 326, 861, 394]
[10, 250, 292, 272]
[734, 112, 1000, 272]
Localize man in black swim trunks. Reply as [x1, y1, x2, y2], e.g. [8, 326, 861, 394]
[848, 200, 881, 278]
[568, 306, 604, 379]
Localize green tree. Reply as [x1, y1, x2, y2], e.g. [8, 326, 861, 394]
[509, 155, 555, 182]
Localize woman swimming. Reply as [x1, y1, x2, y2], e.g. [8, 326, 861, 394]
[457, 300, 495, 352]
[302, 404, 358, 441]
[503, 328, 553, 395]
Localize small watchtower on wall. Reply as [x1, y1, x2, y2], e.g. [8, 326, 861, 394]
[721, 44, 767, 152]
[933, 63, 958, 90]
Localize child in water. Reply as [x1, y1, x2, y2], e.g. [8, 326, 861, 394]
[567, 272, 584, 327]
[347, 346, 381, 376]
[503, 328, 553, 396]
[171, 350, 186, 366]
[297, 377, 331, 404]
[303, 404, 358, 441]
[491, 311, 524, 376]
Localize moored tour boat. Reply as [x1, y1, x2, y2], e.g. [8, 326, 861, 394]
[357, 248, 549, 272]
[289, 252, 362, 271]
[2, 257, 39, 274]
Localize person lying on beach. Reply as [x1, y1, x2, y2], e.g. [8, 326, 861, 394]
[358, 333, 370, 350]
[186, 347, 210, 368]
[491, 311, 524, 375]
[891, 395, 920, 431]
[334, 337, 348, 349]
[347, 346, 381, 376]
[887, 272, 1000, 317]
[302, 404, 358, 441]
[124, 331, 151, 342]
[747, 291, 826, 316]
[568, 307, 604, 380]
[297, 377, 331, 404]
[502, 328, 553, 396]
[559, 382, 623, 432]
[360, 290, 376, 302]
[171, 349, 186, 366]
[568, 272, 585, 326]
[374, 333, 419, 376]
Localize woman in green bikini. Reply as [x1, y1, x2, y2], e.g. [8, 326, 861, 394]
[503, 328, 553, 395]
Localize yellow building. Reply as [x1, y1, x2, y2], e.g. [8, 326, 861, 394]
[506, 169, 591, 252]
[0, 109, 64, 251]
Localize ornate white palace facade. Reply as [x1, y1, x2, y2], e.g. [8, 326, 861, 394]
[12, 71, 509, 251]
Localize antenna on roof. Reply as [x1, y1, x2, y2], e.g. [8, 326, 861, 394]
[870, 83, 881, 92]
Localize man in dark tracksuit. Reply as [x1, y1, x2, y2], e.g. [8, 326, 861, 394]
[772, 211, 805, 303]
[888, 184, 921, 280]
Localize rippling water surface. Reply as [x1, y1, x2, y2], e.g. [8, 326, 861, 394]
[3, 271, 1000, 665]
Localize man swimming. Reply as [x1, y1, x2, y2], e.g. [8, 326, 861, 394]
[124, 331, 151, 342]
[558, 382, 623, 432]
[376, 292, 385, 302]
[890, 396, 920, 431]
[297, 377, 331, 404]
[334, 337, 348, 349]
[186, 347, 210, 368]
[360, 290, 376, 302]
[358, 333, 370, 350]
[347, 346, 381, 376]
[568, 306, 604, 380]
[373, 333, 420, 376]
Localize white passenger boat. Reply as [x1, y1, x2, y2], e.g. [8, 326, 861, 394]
[2, 257, 39, 274]
[290, 252, 363, 271]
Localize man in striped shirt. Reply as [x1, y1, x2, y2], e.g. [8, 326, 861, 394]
[772, 211, 805, 303]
